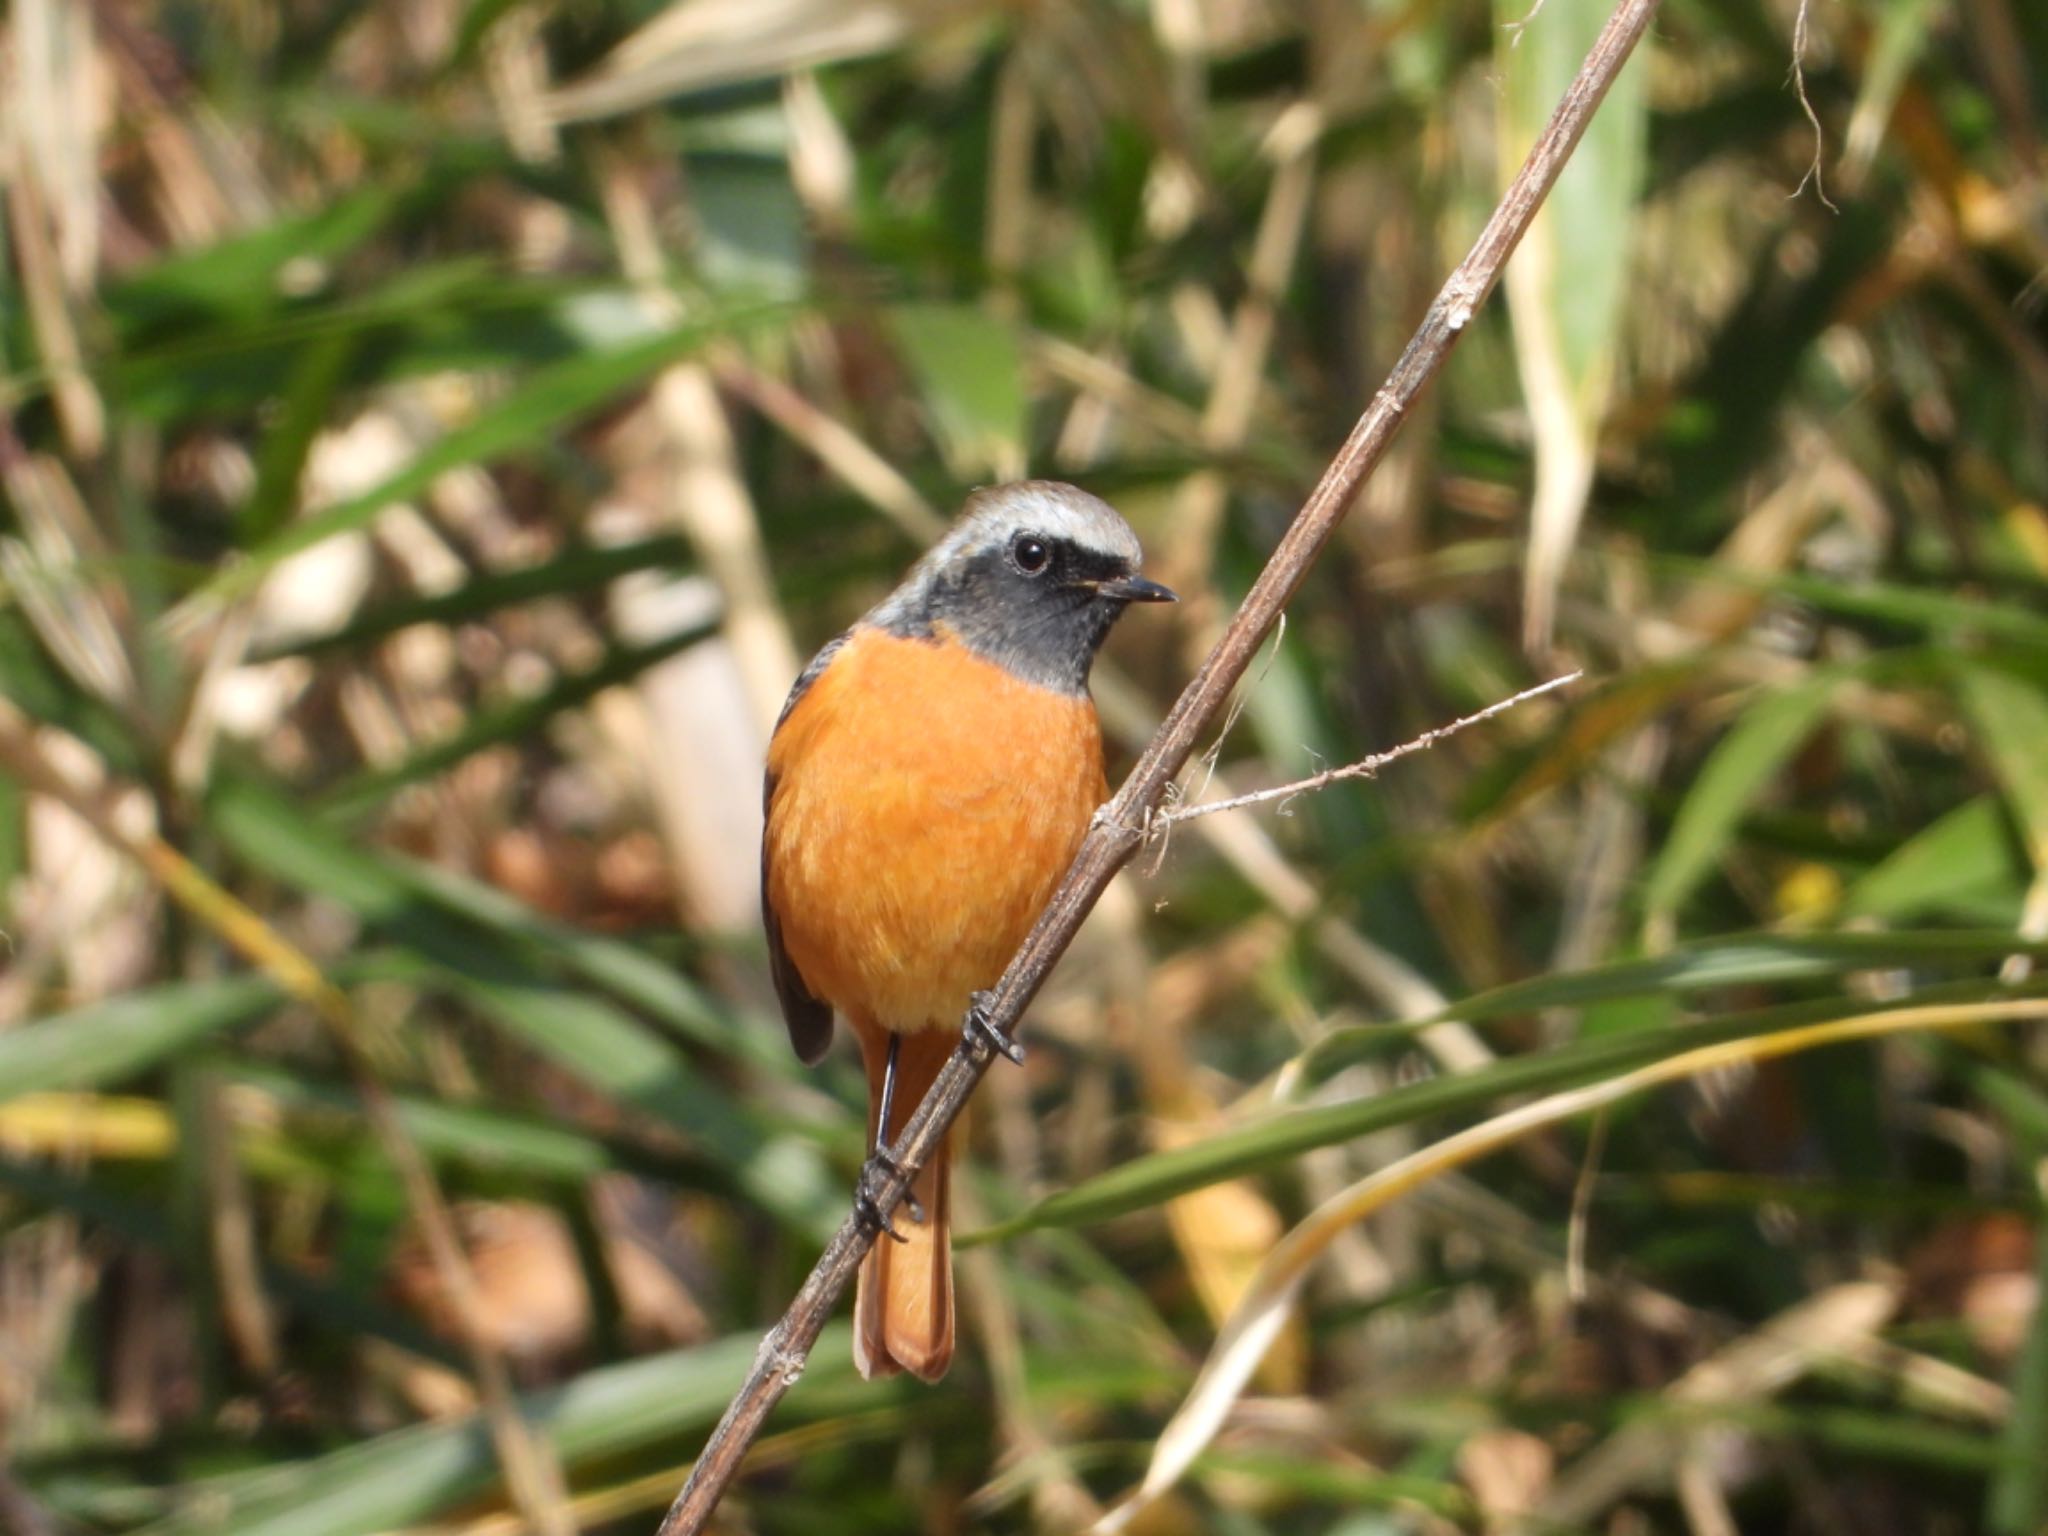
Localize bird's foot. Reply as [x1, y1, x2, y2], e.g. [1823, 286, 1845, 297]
[964, 990, 1026, 1066]
[854, 1150, 924, 1243]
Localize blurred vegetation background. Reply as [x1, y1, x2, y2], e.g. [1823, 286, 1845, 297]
[1, 0, 2045, 1532]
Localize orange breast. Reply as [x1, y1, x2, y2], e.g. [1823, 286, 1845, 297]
[765, 625, 1107, 1034]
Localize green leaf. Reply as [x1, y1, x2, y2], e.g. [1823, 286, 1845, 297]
[1648, 557, 2048, 651]
[112, 267, 623, 422]
[383, 853, 777, 1067]
[135, 1327, 861, 1536]
[692, 148, 808, 297]
[1845, 0, 1945, 180]
[1299, 929, 2048, 1085]
[889, 303, 1027, 480]
[1987, 1092, 2048, 1532]
[223, 1063, 660, 1184]
[317, 625, 721, 817]
[1957, 662, 2048, 870]
[1842, 797, 2025, 923]
[240, 329, 360, 543]
[1644, 674, 1838, 929]
[0, 978, 278, 1102]
[1497, 0, 1647, 649]
[256, 535, 694, 662]
[200, 316, 749, 602]
[107, 189, 400, 331]
[970, 977, 2048, 1244]
[208, 780, 842, 1235]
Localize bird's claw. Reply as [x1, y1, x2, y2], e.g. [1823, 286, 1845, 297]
[854, 1150, 924, 1242]
[964, 990, 1026, 1066]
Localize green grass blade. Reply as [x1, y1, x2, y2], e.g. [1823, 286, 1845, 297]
[889, 303, 1027, 478]
[971, 979, 2048, 1243]
[135, 1327, 858, 1536]
[257, 535, 694, 662]
[1496, 0, 1646, 647]
[1646, 556, 2048, 650]
[1297, 929, 2048, 1086]
[1985, 1067, 2048, 1533]
[382, 853, 779, 1067]
[1958, 661, 2048, 870]
[1644, 672, 1839, 930]
[201, 318, 748, 601]
[223, 1062, 669, 1184]
[1842, 797, 2024, 923]
[208, 780, 842, 1233]
[316, 624, 721, 817]
[0, 978, 278, 1102]
[107, 188, 401, 330]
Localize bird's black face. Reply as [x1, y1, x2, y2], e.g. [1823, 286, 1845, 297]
[921, 528, 1175, 693]
[869, 484, 1175, 696]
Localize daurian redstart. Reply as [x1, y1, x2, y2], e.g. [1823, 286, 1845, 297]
[761, 481, 1173, 1380]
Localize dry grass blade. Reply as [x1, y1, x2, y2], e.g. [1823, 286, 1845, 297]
[1536, 1280, 1901, 1526]
[542, 0, 961, 125]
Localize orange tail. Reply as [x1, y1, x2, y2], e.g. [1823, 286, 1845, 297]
[851, 1022, 955, 1382]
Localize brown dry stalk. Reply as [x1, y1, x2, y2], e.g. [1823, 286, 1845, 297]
[655, 0, 1662, 1529]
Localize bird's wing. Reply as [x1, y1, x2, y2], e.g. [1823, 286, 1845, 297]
[760, 634, 848, 1065]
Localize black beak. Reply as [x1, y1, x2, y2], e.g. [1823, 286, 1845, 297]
[1097, 574, 1177, 604]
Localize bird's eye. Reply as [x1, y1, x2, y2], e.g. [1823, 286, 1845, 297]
[1011, 534, 1051, 575]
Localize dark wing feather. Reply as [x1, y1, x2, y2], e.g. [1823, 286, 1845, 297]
[761, 635, 849, 1066]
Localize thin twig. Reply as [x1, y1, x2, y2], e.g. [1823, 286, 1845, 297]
[1153, 671, 1580, 828]
[655, 1, 1661, 1528]
[1787, 0, 1839, 211]
[1502, 0, 1554, 49]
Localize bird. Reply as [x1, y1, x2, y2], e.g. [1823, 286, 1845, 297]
[761, 481, 1174, 1381]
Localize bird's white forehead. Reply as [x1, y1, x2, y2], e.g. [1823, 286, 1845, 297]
[951, 481, 1143, 565]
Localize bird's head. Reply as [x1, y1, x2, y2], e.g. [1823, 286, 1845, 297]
[871, 481, 1175, 694]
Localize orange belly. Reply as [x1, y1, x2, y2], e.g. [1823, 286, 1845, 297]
[764, 625, 1107, 1034]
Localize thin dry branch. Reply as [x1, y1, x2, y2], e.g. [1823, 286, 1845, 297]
[656, 0, 1661, 1528]
[1154, 671, 1580, 827]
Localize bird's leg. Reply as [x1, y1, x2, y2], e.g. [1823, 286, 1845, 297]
[855, 1031, 923, 1240]
[964, 989, 1026, 1066]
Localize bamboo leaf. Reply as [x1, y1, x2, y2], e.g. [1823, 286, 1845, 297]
[975, 973, 2048, 1244]
[1957, 662, 2048, 870]
[1497, 0, 1647, 651]
[208, 781, 844, 1234]
[1986, 1073, 2048, 1533]
[1643, 674, 1838, 930]
[197, 317, 753, 602]
[889, 303, 1027, 481]
[1842, 797, 2025, 923]
[135, 1327, 861, 1536]
[1297, 929, 2048, 1087]
[0, 978, 278, 1102]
